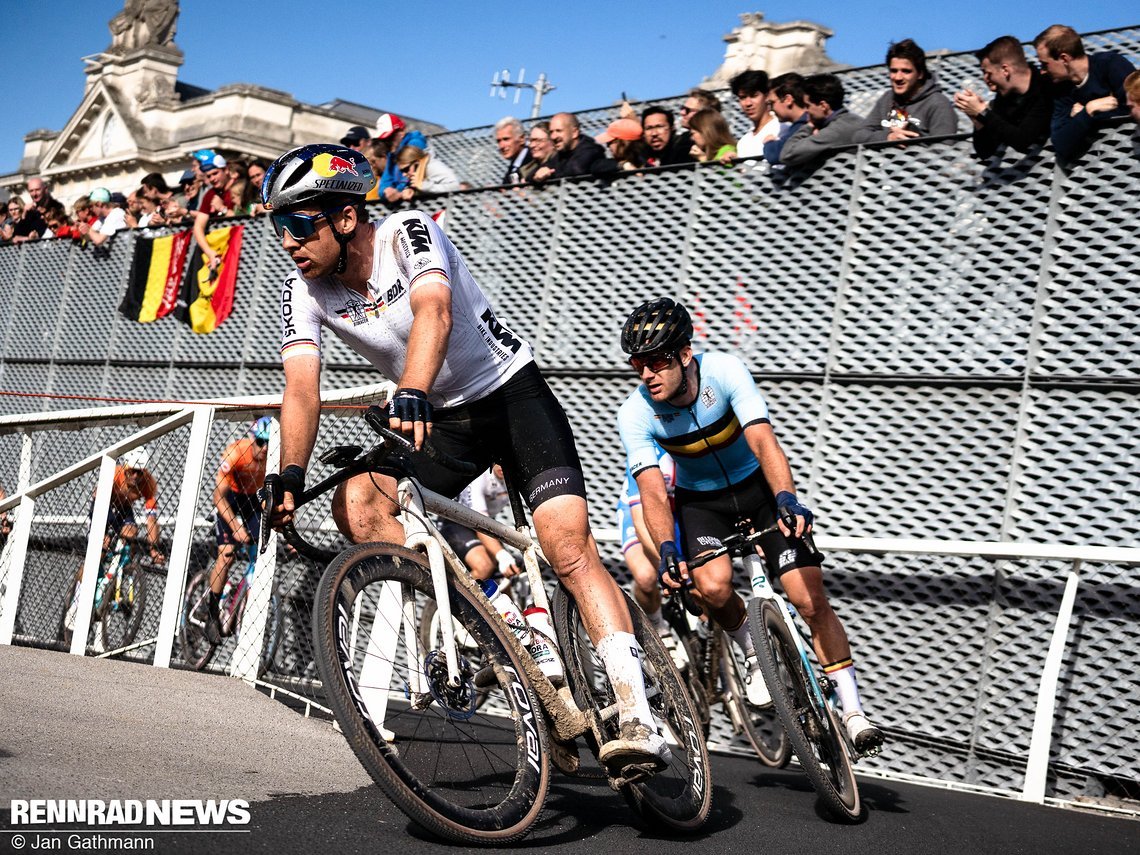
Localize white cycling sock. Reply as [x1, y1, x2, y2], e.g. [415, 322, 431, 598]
[724, 612, 755, 657]
[596, 631, 655, 727]
[823, 659, 863, 714]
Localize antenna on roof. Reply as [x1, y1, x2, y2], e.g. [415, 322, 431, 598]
[489, 67, 556, 119]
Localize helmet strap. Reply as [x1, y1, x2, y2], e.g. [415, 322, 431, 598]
[331, 205, 359, 274]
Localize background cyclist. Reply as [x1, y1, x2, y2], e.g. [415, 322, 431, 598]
[440, 464, 522, 582]
[616, 297, 884, 755]
[65, 447, 164, 631]
[617, 451, 678, 640]
[204, 417, 270, 644]
[260, 143, 670, 771]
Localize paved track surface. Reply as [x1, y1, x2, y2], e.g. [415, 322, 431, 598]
[1, 645, 1137, 854]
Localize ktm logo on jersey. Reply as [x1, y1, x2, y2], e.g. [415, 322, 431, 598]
[481, 308, 521, 354]
[405, 220, 432, 254]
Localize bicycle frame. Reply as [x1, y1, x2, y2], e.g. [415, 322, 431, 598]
[349, 472, 588, 743]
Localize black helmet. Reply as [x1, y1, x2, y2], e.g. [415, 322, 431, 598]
[621, 298, 693, 355]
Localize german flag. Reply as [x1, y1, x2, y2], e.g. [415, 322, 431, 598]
[176, 225, 243, 334]
[120, 230, 193, 322]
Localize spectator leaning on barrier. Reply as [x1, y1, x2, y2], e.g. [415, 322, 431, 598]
[78, 188, 127, 246]
[641, 106, 694, 167]
[853, 38, 957, 144]
[687, 109, 738, 163]
[495, 116, 533, 185]
[530, 112, 607, 183]
[1126, 72, 1140, 122]
[1034, 24, 1137, 162]
[193, 151, 236, 270]
[593, 118, 650, 175]
[176, 168, 203, 215]
[763, 72, 808, 165]
[42, 201, 76, 239]
[779, 74, 864, 169]
[376, 113, 428, 203]
[522, 121, 554, 182]
[26, 176, 60, 219]
[731, 69, 780, 159]
[954, 35, 1054, 160]
[676, 88, 722, 161]
[395, 145, 462, 198]
[3, 196, 46, 244]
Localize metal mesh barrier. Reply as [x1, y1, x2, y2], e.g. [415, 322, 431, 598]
[2, 29, 1140, 805]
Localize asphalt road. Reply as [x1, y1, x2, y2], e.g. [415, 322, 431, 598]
[1, 645, 1137, 855]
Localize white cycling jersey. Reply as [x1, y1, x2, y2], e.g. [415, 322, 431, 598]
[279, 211, 533, 407]
[457, 468, 510, 519]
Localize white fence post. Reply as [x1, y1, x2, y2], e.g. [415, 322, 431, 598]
[153, 407, 214, 668]
[1022, 559, 1082, 802]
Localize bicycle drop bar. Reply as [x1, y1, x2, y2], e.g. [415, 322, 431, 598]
[685, 518, 818, 571]
[362, 405, 483, 477]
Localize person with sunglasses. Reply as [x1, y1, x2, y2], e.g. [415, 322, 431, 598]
[616, 298, 884, 756]
[203, 417, 272, 644]
[261, 143, 672, 771]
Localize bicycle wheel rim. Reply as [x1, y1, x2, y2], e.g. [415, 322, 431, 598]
[554, 588, 711, 832]
[720, 631, 790, 768]
[179, 574, 218, 670]
[750, 598, 860, 820]
[314, 543, 548, 844]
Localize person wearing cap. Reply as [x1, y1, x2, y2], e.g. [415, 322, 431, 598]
[531, 112, 607, 184]
[192, 150, 237, 270]
[592, 118, 649, 176]
[374, 113, 428, 203]
[340, 126, 372, 152]
[494, 116, 532, 185]
[77, 187, 128, 246]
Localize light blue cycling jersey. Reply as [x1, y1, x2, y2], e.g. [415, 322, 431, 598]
[617, 351, 771, 492]
[615, 450, 676, 552]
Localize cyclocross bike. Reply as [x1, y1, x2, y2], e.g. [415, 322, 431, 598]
[660, 582, 790, 768]
[686, 518, 863, 821]
[60, 534, 155, 653]
[263, 406, 712, 845]
[179, 542, 282, 674]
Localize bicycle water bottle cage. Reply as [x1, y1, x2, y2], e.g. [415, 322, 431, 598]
[318, 445, 363, 467]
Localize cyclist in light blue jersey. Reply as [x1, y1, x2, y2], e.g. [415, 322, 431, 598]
[616, 450, 676, 633]
[616, 298, 883, 755]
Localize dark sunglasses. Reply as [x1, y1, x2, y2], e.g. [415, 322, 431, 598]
[629, 352, 676, 373]
[270, 208, 338, 241]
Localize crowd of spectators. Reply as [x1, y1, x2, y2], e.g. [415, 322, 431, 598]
[1, 24, 1135, 250]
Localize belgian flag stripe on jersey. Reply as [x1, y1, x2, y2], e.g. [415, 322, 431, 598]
[657, 409, 743, 459]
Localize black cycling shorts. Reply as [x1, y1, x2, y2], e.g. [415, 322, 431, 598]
[215, 491, 261, 546]
[675, 468, 823, 577]
[409, 362, 587, 511]
[439, 519, 481, 557]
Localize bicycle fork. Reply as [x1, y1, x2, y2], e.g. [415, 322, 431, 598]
[745, 554, 832, 715]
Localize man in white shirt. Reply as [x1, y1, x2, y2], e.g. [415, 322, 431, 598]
[730, 69, 781, 159]
[79, 188, 128, 246]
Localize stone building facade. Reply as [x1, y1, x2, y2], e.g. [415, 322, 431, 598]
[0, 1, 445, 206]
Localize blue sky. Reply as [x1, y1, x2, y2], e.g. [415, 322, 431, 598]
[0, 1, 1133, 173]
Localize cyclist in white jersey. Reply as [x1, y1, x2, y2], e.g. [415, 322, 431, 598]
[617, 298, 883, 755]
[261, 143, 669, 770]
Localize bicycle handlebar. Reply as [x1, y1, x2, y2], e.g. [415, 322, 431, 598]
[361, 405, 482, 477]
[684, 514, 817, 571]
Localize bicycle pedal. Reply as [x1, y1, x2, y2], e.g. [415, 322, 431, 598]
[607, 761, 661, 790]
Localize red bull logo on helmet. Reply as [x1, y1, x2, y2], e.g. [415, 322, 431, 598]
[312, 152, 364, 178]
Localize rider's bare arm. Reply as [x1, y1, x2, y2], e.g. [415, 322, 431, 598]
[397, 283, 452, 393]
[277, 354, 323, 525]
[744, 423, 796, 496]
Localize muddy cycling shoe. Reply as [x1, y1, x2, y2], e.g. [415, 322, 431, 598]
[743, 653, 773, 709]
[843, 711, 885, 757]
[598, 719, 671, 773]
[203, 593, 223, 646]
